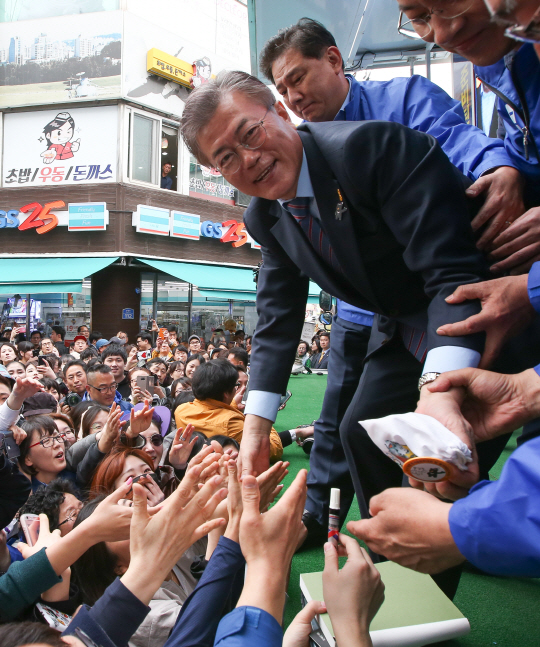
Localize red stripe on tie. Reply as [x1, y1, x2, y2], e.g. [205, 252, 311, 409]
[319, 229, 323, 254]
[414, 332, 425, 358]
[407, 328, 414, 351]
[420, 347, 428, 363]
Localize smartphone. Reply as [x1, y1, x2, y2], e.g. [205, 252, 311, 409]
[36, 603, 72, 630]
[1, 431, 20, 459]
[136, 374, 155, 396]
[158, 327, 167, 340]
[146, 319, 153, 331]
[132, 472, 157, 485]
[38, 356, 47, 367]
[279, 390, 293, 408]
[20, 514, 40, 546]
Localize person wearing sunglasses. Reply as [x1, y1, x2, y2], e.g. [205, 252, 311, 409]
[397, 0, 540, 276]
[18, 416, 77, 493]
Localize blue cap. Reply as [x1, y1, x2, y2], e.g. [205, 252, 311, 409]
[95, 339, 110, 350]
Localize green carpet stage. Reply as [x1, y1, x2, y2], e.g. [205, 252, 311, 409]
[273, 373, 540, 645]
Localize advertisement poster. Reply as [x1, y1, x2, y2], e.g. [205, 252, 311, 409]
[2, 105, 117, 187]
[0, 10, 122, 108]
[122, 1, 250, 118]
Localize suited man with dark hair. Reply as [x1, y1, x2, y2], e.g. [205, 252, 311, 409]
[180, 70, 533, 523]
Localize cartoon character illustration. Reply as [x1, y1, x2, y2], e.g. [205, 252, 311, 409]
[190, 57, 212, 89]
[385, 440, 416, 466]
[40, 112, 80, 164]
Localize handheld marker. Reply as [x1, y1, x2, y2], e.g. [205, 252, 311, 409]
[328, 488, 340, 545]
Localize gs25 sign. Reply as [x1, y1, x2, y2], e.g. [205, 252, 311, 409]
[0, 200, 64, 234]
[200, 219, 248, 248]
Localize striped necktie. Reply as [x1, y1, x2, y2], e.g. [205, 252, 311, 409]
[283, 197, 342, 273]
[399, 323, 428, 363]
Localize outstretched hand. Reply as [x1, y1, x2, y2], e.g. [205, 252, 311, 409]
[169, 424, 198, 470]
[121, 462, 227, 604]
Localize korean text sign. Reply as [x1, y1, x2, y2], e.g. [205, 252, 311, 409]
[2, 106, 117, 187]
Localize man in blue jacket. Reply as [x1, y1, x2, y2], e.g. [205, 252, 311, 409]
[397, 0, 540, 275]
[259, 17, 526, 541]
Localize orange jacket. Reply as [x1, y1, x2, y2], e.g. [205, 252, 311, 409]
[174, 398, 283, 461]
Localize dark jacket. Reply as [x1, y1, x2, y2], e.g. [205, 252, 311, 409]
[244, 120, 488, 396]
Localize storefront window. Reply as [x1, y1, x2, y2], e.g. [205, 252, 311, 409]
[189, 155, 236, 205]
[139, 271, 256, 341]
[0, 280, 91, 343]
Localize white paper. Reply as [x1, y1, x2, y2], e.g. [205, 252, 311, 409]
[360, 412, 472, 471]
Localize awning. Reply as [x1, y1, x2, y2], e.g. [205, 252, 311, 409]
[0, 257, 119, 294]
[137, 258, 322, 301]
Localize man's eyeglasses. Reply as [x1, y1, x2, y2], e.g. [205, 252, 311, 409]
[213, 106, 274, 176]
[29, 434, 67, 449]
[397, 1, 474, 40]
[504, 6, 540, 44]
[88, 382, 118, 394]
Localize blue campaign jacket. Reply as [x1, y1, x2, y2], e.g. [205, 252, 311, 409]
[475, 44, 540, 205]
[449, 433, 540, 577]
[336, 74, 514, 325]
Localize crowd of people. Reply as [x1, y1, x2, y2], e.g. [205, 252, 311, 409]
[2, 0, 540, 646]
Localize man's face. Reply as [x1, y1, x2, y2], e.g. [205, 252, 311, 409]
[320, 335, 330, 350]
[74, 339, 87, 353]
[272, 46, 347, 122]
[137, 337, 152, 351]
[41, 339, 53, 354]
[50, 331, 59, 343]
[117, 332, 128, 343]
[168, 331, 177, 343]
[103, 354, 126, 380]
[398, 0, 515, 65]
[162, 163, 172, 176]
[87, 372, 117, 406]
[65, 365, 87, 394]
[197, 92, 304, 201]
[31, 332, 41, 347]
[228, 353, 245, 370]
[79, 327, 90, 339]
[149, 362, 167, 384]
[484, 0, 539, 27]
[189, 338, 201, 352]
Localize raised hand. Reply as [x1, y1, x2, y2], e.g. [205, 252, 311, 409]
[322, 534, 385, 647]
[120, 463, 227, 604]
[168, 424, 198, 470]
[127, 401, 154, 437]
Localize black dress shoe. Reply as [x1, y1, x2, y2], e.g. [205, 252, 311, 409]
[299, 510, 328, 550]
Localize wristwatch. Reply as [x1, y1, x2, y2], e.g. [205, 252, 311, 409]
[418, 372, 441, 391]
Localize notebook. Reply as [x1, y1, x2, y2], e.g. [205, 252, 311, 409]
[300, 561, 470, 647]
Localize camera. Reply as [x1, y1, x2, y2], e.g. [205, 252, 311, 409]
[0, 431, 20, 460]
[65, 392, 82, 407]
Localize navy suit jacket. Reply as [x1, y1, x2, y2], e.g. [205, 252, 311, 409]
[244, 120, 489, 396]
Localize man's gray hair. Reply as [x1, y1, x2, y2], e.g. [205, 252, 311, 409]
[180, 70, 275, 167]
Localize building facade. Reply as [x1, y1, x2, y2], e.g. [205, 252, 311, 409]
[0, 0, 289, 342]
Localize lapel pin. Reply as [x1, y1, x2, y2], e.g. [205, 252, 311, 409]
[335, 188, 347, 220]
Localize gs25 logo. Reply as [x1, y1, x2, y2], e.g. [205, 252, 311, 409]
[200, 219, 248, 248]
[0, 200, 64, 234]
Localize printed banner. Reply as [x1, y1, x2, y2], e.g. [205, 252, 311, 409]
[2, 105, 117, 187]
[68, 202, 108, 231]
[171, 211, 200, 239]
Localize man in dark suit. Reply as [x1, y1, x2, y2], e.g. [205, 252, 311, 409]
[180, 70, 517, 512]
[311, 332, 331, 369]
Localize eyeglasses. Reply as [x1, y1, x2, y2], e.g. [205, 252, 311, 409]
[29, 434, 67, 449]
[58, 507, 80, 527]
[88, 382, 118, 394]
[397, 1, 474, 40]
[213, 107, 273, 175]
[504, 6, 540, 44]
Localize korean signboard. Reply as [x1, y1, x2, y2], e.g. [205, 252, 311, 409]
[2, 105, 117, 187]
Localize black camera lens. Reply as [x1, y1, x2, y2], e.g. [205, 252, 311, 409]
[66, 393, 82, 407]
